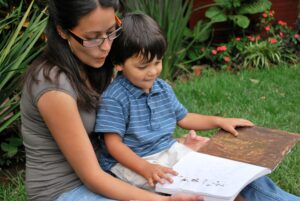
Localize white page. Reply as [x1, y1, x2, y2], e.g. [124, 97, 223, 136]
[155, 151, 271, 201]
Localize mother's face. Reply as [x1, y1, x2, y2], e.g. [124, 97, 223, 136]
[65, 7, 116, 68]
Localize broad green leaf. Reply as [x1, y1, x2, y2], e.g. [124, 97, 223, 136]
[232, 15, 250, 29]
[8, 137, 23, 147]
[214, 0, 231, 7]
[1, 143, 18, 157]
[193, 21, 212, 42]
[239, 0, 272, 14]
[205, 7, 227, 22]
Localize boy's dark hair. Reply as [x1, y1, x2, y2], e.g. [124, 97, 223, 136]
[111, 13, 167, 64]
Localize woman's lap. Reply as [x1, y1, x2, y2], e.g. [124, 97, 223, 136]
[54, 185, 116, 201]
[54, 176, 300, 201]
[241, 176, 300, 201]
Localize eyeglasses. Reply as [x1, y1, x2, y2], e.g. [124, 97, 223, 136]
[68, 16, 122, 48]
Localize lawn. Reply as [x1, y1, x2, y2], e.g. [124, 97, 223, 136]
[174, 64, 300, 196]
[1, 64, 300, 200]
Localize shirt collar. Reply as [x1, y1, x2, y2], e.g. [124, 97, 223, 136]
[117, 74, 164, 98]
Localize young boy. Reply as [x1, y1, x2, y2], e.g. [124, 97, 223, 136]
[95, 13, 254, 190]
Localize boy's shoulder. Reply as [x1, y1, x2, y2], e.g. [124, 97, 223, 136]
[156, 78, 173, 92]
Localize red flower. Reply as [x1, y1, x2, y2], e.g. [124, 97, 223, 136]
[268, 38, 277, 44]
[224, 56, 230, 62]
[294, 34, 299, 39]
[278, 20, 287, 26]
[217, 46, 227, 51]
[247, 36, 255, 41]
[236, 37, 241, 41]
[212, 49, 217, 55]
[262, 13, 268, 18]
[279, 32, 284, 37]
[256, 35, 261, 40]
[265, 26, 270, 31]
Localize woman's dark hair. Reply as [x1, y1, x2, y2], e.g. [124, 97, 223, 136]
[111, 13, 167, 65]
[24, 0, 124, 111]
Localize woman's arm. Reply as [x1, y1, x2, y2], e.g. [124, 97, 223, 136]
[37, 91, 185, 201]
[178, 113, 254, 136]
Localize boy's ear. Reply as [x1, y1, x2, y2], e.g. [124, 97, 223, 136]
[115, 64, 124, 72]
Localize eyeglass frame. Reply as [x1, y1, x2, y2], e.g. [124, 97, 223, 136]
[67, 15, 122, 48]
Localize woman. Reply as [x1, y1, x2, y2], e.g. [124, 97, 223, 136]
[20, 0, 202, 200]
[21, 0, 300, 201]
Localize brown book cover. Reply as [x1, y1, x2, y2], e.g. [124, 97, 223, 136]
[199, 126, 300, 170]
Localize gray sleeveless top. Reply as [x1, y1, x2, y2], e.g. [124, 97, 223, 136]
[20, 61, 98, 201]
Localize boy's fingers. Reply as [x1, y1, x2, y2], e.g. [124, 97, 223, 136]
[238, 119, 254, 126]
[148, 178, 154, 186]
[160, 173, 173, 183]
[168, 168, 178, 176]
[226, 127, 238, 136]
[159, 168, 177, 183]
[231, 130, 238, 136]
[153, 173, 164, 184]
[233, 130, 238, 136]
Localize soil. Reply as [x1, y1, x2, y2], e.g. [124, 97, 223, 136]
[0, 162, 25, 185]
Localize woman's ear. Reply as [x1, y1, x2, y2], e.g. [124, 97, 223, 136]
[115, 64, 124, 72]
[56, 25, 68, 40]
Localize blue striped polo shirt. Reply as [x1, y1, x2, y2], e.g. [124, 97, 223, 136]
[95, 75, 188, 171]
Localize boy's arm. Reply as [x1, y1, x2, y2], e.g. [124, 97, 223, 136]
[104, 133, 177, 186]
[177, 113, 254, 136]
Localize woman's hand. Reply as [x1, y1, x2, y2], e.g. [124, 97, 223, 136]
[218, 118, 254, 136]
[169, 193, 203, 201]
[142, 163, 177, 187]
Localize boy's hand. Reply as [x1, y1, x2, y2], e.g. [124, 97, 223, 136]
[141, 163, 177, 187]
[218, 118, 254, 136]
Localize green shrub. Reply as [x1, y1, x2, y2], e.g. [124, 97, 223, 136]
[0, 0, 47, 167]
[190, 8, 300, 70]
[126, 0, 209, 80]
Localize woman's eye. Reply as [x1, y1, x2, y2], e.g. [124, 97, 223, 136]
[84, 36, 97, 41]
[91, 38, 100, 42]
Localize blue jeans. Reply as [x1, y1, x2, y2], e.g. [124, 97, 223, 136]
[241, 176, 300, 201]
[54, 185, 116, 201]
[55, 176, 299, 201]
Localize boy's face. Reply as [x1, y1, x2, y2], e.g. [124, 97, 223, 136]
[116, 54, 162, 93]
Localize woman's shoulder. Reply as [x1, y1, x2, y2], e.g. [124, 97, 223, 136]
[23, 56, 77, 103]
[25, 56, 61, 83]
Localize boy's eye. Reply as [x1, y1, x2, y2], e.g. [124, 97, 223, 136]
[155, 61, 162, 65]
[137, 66, 147, 70]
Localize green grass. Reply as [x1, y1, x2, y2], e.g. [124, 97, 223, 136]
[1, 65, 300, 199]
[0, 169, 26, 201]
[173, 64, 300, 196]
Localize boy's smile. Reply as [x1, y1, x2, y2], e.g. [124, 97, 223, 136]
[116, 54, 163, 93]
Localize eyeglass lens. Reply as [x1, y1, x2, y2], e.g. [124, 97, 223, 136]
[82, 26, 122, 48]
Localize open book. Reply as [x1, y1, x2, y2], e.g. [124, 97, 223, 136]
[155, 127, 300, 201]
